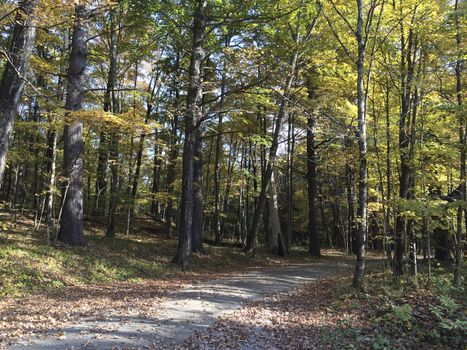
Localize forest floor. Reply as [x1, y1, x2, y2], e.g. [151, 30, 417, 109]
[6, 261, 353, 350]
[0, 213, 465, 349]
[0, 212, 349, 348]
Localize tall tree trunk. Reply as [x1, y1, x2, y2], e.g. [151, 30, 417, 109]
[286, 113, 295, 252]
[57, 4, 89, 246]
[346, 159, 356, 254]
[192, 128, 204, 253]
[220, 138, 239, 239]
[125, 135, 135, 235]
[244, 50, 298, 255]
[307, 115, 320, 256]
[176, 0, 206, 269]
[213, 87, 225, 244]
[31, 96, 41, 227]
[131, 133, 146, 222]
[394, 7, 417, 276]
[46, 131, 58, 240]
[213, 38, 230, 243]
[0, 0, 38, 182]
[94, 32, 117, 218]
[268, 172, 285, 256]
[106, 132, 119, 238]
[151, 128, 161, 217]
[94, 137, 109, 217]
[385, 84, 394, 266]
[453, 0, 465, 287]
[165, 53, 180, 235]
[353, 0, 368, 290]
[104, 3, 120, 238]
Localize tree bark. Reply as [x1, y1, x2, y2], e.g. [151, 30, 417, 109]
[453, 0, 465, 287]
[106, 132, 119, 238]
[0, 0, 39, 182]
[286, 113, 295, 252]
[94, 131, 109, 217]
[46, 131, 58, 240]
[394, 8, 418, 276]
[165, 52, 180, 235]
[268, 172, 285, 256]
[213, 37, 230, 243]
[353, 0, 368, 290]
[94, 9, 118, 218]
[57, 4, 89, 246]
[176, 0, 206, 269]
[244, 50, 298, 255]
[385, 83, 394, 266]
[104, 4, 120, 238]
[192, 128, 204, 254]
[307, 115, 320, 256]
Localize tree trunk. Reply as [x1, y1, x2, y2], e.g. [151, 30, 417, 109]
[57, 4, 89, 246]
[104, 4, 120, 238]
[286, 113, 295, 252]
[268, 172, 285, 256]
[192, 128, 204, 254]
[307, 115, 320, 256]
[353, 0, 368, 290]
[165, 53, 180, 235]
[46, 132, 58, 240]
[385, 84, 394, 266]
[151, 128, 161, 218]
[176, 0, 206, 269]
[244, 51, 298, 255]
[220, 138, 239, 239]
[131, 133, 145, 221]
[106, 132, 119, 238]
[94, 17, 118, 218]
[213, 77, 225, 244]
[395, 11, 417, 277]
[0, 0, 39, 182]
[94, 132, 109, 217]
[453, 0, 465, 287]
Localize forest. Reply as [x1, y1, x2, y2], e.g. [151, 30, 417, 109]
[0, 0, 465, 349]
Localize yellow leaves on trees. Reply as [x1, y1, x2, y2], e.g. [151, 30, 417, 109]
[65, 109, 160, 134]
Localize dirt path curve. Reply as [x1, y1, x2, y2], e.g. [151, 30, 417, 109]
[8, 260, 352, 350]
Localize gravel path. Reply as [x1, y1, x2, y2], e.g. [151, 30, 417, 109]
[8, 261, 352, 350]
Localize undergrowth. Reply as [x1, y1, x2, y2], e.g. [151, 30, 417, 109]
[329, 265, 466, 349]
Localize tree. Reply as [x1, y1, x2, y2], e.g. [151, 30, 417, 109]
[0, 0, 39, 182]
[321, 0, 385, 289]
[57, 4, 89, 246]
[453, 0, 465, 287]
[176, 0, 207, 269]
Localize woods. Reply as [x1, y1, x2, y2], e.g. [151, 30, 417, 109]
[0, 0, 465, 348]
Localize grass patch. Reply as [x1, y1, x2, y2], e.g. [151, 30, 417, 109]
[0, 232, 171, 297]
